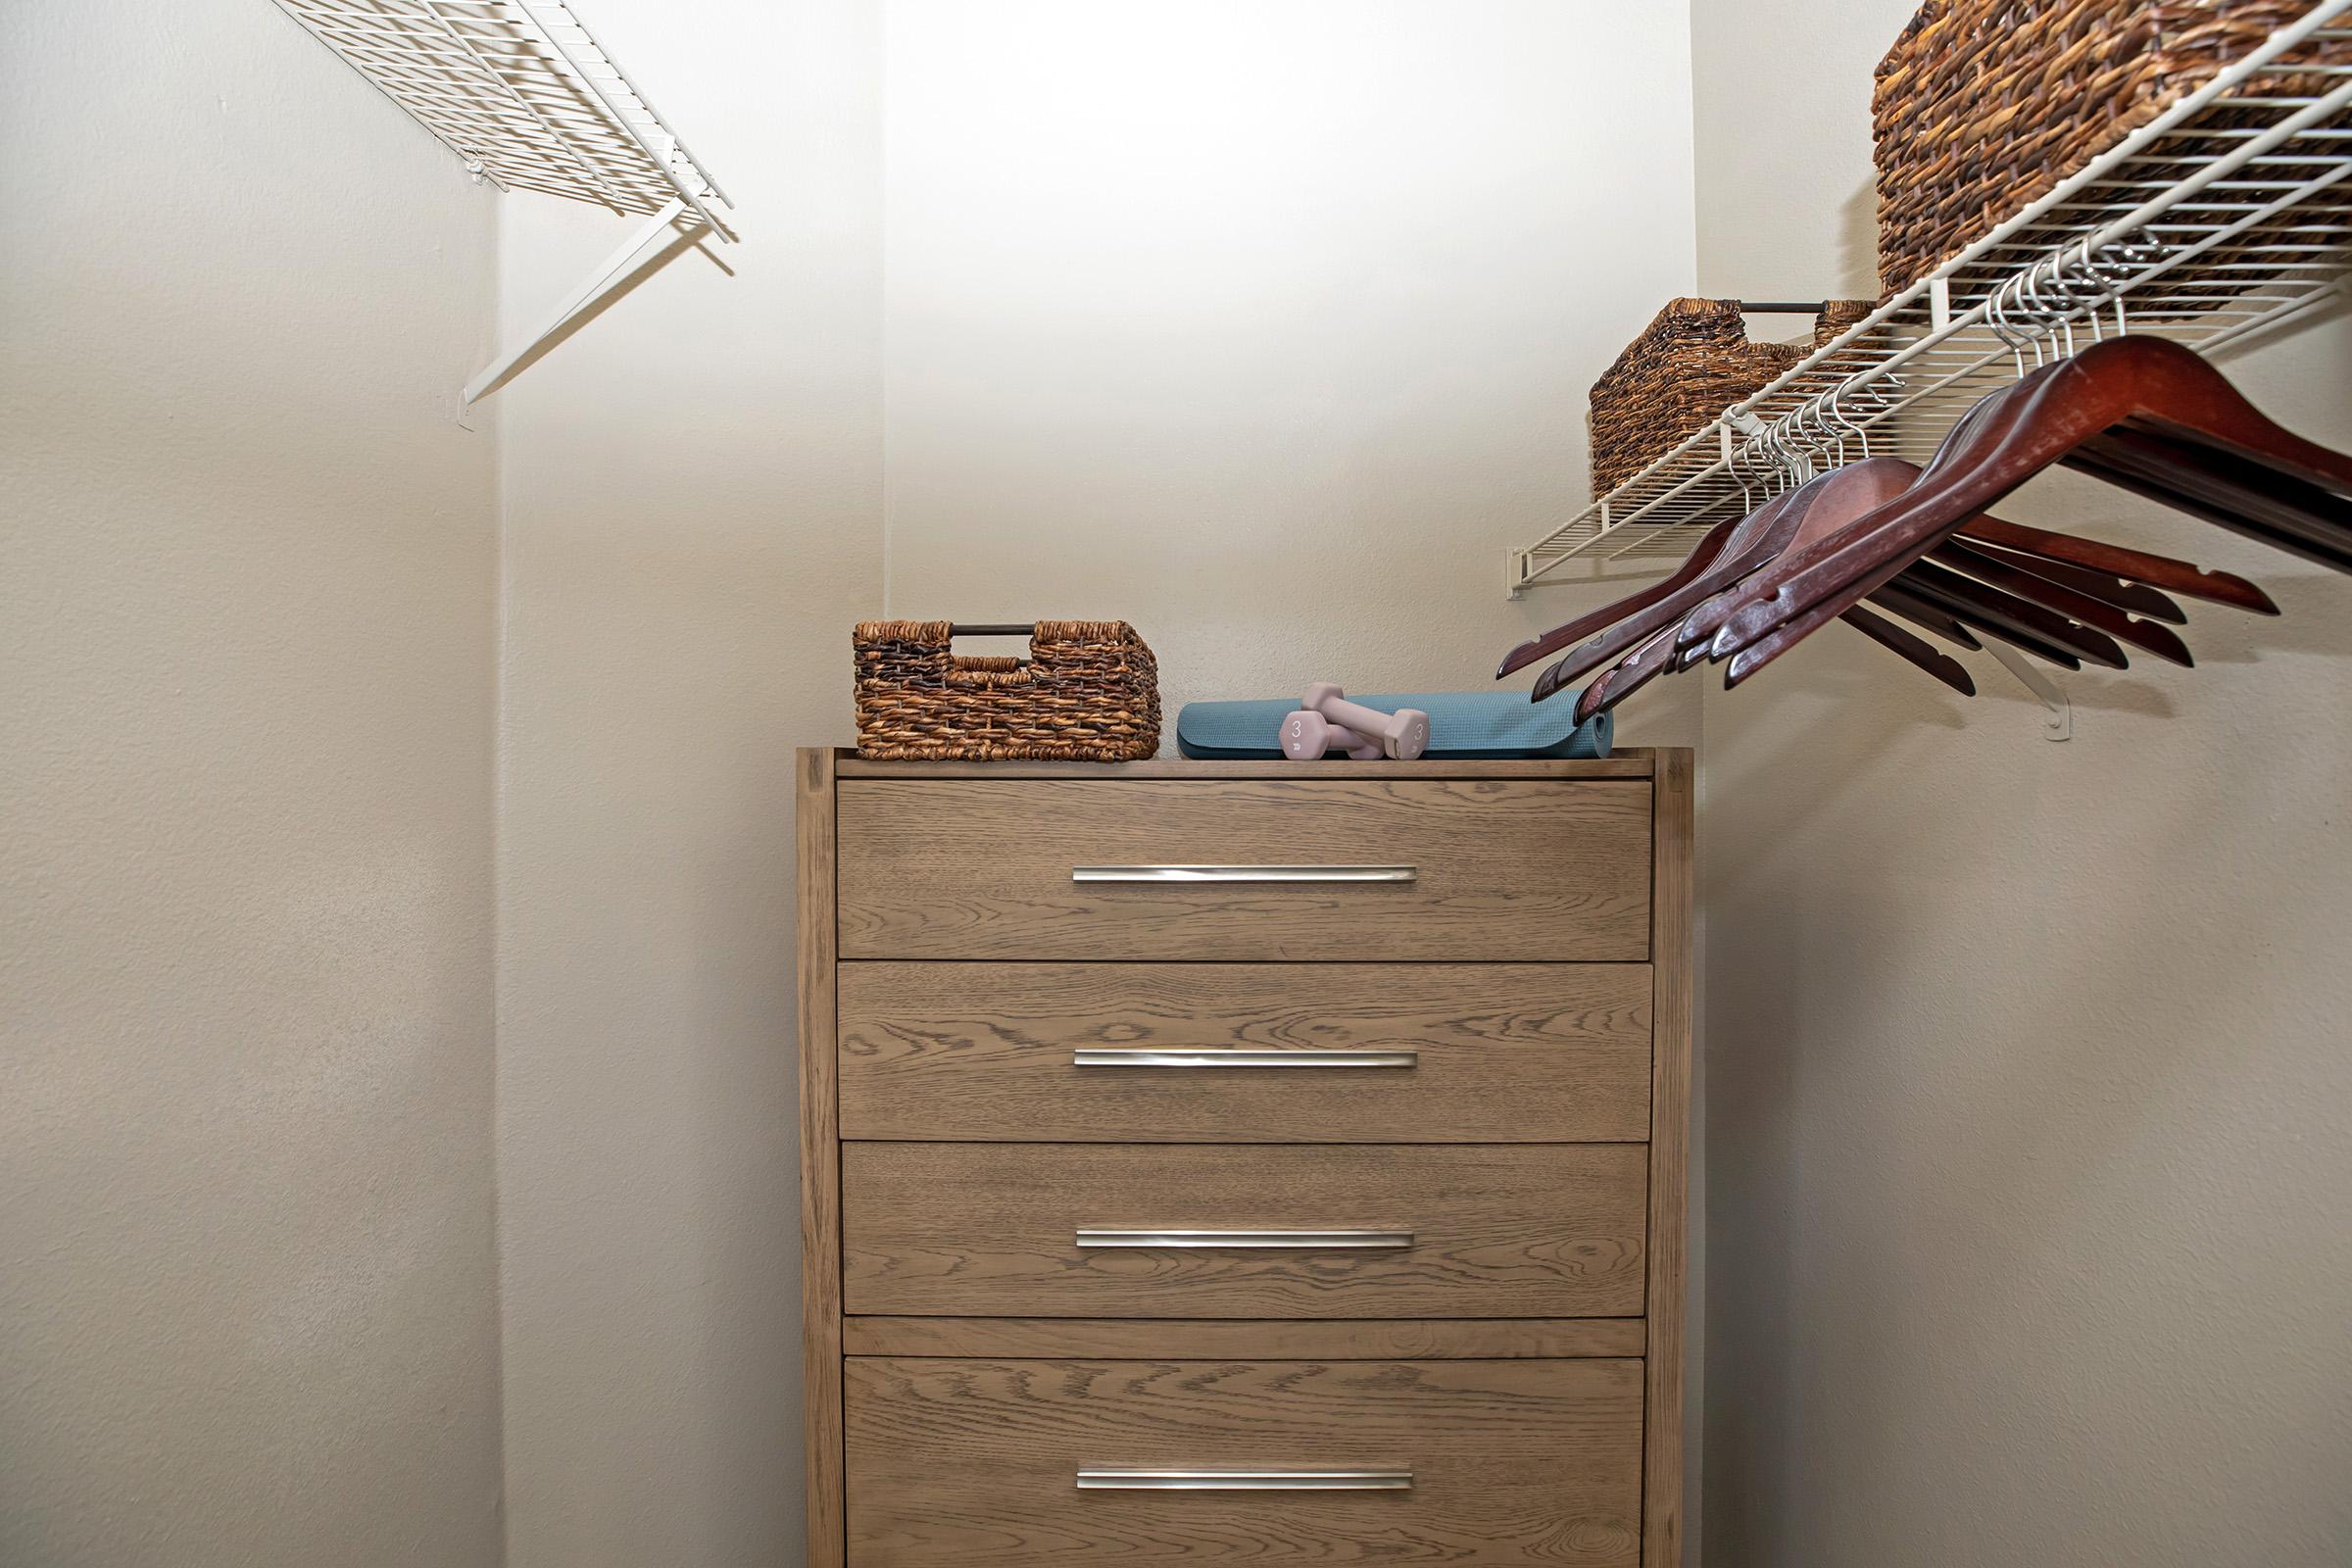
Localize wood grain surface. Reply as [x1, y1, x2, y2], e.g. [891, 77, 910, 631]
[838, 961, 1653, 1143]
[797, 749, 846, 1568]
[833, 752, 1657, 779]
[845, 1356, 1642, 1565]
[835, 778, 1652, 961]
[841, 1142, 1647, 1319]
[1643, 749, 1693, 1568]
[842, 1316, 1645, 1361]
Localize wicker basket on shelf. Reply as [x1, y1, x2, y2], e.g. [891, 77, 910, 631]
[853, 620, 1160, 761]
[1589, 299, 1877, 494]
[1873, 0, 2352, 298]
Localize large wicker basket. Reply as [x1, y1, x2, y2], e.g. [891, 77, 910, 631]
[853, 620, 1160, 761]
[1874, 1, 2352, 297]
[1590, 299, 1875, 494]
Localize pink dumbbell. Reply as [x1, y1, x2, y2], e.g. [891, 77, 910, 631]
[1280, 710, 1387, 760]
[1290, 684, 1432, 761]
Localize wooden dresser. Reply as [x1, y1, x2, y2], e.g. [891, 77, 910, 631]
[797, 748, 1692, 1566]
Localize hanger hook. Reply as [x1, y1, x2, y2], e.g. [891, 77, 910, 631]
[2079, 240, 2117, 340]
[1824, 387, 1848, 466]
[1768, 412, 1801, 489]
[1989, 276, 2029, 377]
[2032, 260, 2060, 365]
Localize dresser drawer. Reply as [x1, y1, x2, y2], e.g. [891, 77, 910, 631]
[835, 778, 1651, 960]
[841, 1143, 1646, 1319]
[839, 961, 1652, 1143]
[846, 1355, 1642, 1566]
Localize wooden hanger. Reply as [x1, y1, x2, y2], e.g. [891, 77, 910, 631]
[1561, 453, 2164, 719]
[1837, 606, 1979, 695]
[1705, 337, 2352, 684]
[1949, 514, 2276, 615]
[1494, 500, 1750, 678]
[1564, 442, 2272, 718]
[1929, 540, 2192, 665]
[1518, 480, 1829, 700]
[1862, 580, 1981, 651]
[1509, 443, 2223, 702]
[1573, 589, 1978, 721]
[1518, 456, 2121, 703]
[1949, 540, 2185, 622]
[1665, 451, 2255, 660]
[1566, 455, 2101, 718]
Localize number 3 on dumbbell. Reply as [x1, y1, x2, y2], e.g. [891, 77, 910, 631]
[1281, 710, 1386, 761]
[1279, 686, 1432, 761]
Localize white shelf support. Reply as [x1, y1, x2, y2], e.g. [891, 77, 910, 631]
[272, 1, 735, 403]
[466, 197, 692, 404]
[1981, 642, 2074, 742]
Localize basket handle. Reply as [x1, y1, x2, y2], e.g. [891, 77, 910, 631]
[938, 622, 1040, 688]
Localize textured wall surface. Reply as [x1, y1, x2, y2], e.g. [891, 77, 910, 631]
[491, 2, 882, 1565]
[0, 3, 503, 1566]
[1690, 3, 2352, 1564]
[492, 7, 1700, 1566]
[881, 0, 1704, 751]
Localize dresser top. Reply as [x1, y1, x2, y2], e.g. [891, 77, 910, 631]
[817, 746, 1668, 780]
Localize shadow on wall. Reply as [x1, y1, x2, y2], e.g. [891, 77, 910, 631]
[471, 225, 733, 405]
[1839, 178, 1879, 298]
[1699, 510, 2352, 1562]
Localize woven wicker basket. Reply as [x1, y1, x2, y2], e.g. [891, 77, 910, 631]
[853, 620, 1160, 761]
[1874, 1, 2352, 297]
[1590, 299, 1877, 494]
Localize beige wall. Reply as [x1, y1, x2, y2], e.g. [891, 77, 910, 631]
[0, 3, 503, 1566]
[491, 2, 882, 1564]
[491, 6, 1701, 1565]
[1690, 3, 2352, 1563]
[882, 12, 1705, 1551]
[23, 6, 2337, 1566]
[883, 0, 1704, 751]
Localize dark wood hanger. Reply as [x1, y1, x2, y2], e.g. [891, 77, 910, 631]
[1567, 456, 2099, 718]
[1561, 451, 2159, 716]
[1841, 558, 2124, 669]
[1573, 588, 1980, 721]
[1661, 458, 2137, 671]
[1521, 480, 1830, 700]
[1494, 499, 1750, 678]
[1950, 514, 2277, 615]
[1837, 605, 1978, 696]
[1929, 540, 2192, 665]
[1952, 540, 2186, 622]
[1863, 580, 1982, 651]
[1666, 455, 1991, 658]
[1522, 456, 2102, 702]
[1704, 336, 2352, 683]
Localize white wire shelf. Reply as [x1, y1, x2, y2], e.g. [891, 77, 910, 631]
[272, 0, 735, 401]
[1509, 0, 2352, 592]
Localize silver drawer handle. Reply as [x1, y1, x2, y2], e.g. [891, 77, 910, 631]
[1076, 1228, 1413, 1250]
[1071, 864, 1416, 884]
[1077, 1468, 1412, 1492]
[1073, 1048, 1418, 1070]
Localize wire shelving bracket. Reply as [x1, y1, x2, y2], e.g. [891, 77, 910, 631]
[271, 0, 736, 404]
[1508, 0, 2352, 593]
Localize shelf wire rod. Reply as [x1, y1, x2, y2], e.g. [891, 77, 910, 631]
[1745, 80, 2352, 434]
[402, 2, 637, 213]
[524, 4, 731, 210]
[520, 3, 732, 232]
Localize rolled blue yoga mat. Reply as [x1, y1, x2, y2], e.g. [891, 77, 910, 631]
[1176, 689, 1612, 760]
